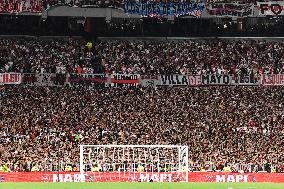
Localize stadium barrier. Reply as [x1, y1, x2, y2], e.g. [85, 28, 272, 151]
[1, 172, 284, 182]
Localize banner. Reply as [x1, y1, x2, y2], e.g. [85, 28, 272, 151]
[2, 73, 284, 87]
[0, 73, 21, 85]
[261, 74, 284, 86]
[23, 73, 66, 86]
[159, 75, 230, 86]
[140, 75, 159, 88]
[202, 74, 231, 85]
[159, 75, 189, 86]
[257, 2, 284, 16]
[1, 172, 284, 182]
[123, 2, 205, 17]
[207, 2, 253, 17]
[188, 75, 202, 86]
[109, 74, 140, 88]
[232, 74, 261, 86]
[68, 74, 107, 87]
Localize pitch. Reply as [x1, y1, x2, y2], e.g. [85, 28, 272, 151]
[0, 182, 284, 189]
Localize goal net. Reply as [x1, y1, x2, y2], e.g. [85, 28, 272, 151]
[80, 145, 189, 182]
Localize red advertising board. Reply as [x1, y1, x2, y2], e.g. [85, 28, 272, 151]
[1, 172, 284, 183]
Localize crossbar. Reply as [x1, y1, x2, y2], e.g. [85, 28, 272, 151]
[80, 144, 187, 148]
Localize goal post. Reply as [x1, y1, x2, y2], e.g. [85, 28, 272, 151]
[80, 145, 189, 182]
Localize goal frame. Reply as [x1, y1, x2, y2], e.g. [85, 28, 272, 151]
[80, 144, 189, 182]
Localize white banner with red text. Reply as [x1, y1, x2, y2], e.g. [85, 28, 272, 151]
[261, 74, 284, 86]
[0, 73, 21, 85]
[1, 73, 284, 87]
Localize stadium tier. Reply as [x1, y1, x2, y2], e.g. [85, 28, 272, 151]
[0, 78, 284, 173]
[0, 38, 284, 74]
[0, 38, 284, 176]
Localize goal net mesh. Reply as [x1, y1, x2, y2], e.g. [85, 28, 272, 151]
[80, 145, 188, 182]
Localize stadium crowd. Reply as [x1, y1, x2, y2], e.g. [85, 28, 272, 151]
[1, 38, 284, 75]
[0, 38, 284, 173]
[0, 86, 284, 172]
[0, 38, 94, 74]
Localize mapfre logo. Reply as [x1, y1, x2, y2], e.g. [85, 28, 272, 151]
[216, 175, 248, 182]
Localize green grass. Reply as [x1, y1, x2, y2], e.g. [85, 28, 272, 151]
[0, 182, 284, 189]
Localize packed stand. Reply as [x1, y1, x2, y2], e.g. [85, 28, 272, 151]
[0, 86, 284, 172]
[0, 38, 97, 74]
[1, 38, 284, 173]
[95, 40, 284, 75]
[1, 38, 284, 75]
